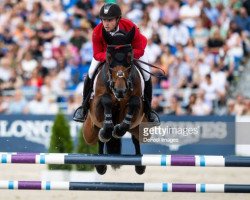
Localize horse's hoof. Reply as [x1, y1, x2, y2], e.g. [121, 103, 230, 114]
[135, 166, 146, 175]
[112, 124, 124, 139]
[98, 128, 111, 143]
[95, 165, 107, 175]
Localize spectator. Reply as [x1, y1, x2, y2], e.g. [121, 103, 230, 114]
[160, 45, 175, 74]
[37, 19, 55, 45]
[233, 7, 250, 32]
[157, 20, 170, 46]
[20, 51, 38, 78]
[243, 0, 250, 16]
[243, 98, 250, 115]
[210, 63, 227, 96]
[168, 19, 190, 53]
[227, 98, 236, 115]
[0, 94, 9, 113]
[80, 30, 93, 65]
[28, 38, 42, 60]
[165, 95, 184, 115]
[185, 93, 197, 114]
[70, 27, 87, 51]
[41, 45, 57, 70]
[168, 61, 179, 89]
[202, 0, 220, 25]
[207, 26, 224, 57]
[145, 37, 161, 64]
[179, 0, 201, 36]
[196, 56, 211, 78]
[138, 12, 154, 39]
[161, 0, 180, 26]
[24, 90, 49, 114]
[74, 0, 93, 19]
[184, 38, 199, 63]
[7, 90, 27, 114]
[193, 19, 210, 51]
[224, 28, 244, 70]
[40, 75, 57, 103]
[200, 74, 218, 102]
[146, 1, 161, 25]
[234, 94, 245, 115]
[192, 90, 212, 115]
[0, 57, 13, 82]
[67, 94, 81, 115]
[26, 68, 43, 88]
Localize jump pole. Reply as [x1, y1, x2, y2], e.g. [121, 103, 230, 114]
[1, 153, 250, 167]
[0, 181, 250, 193]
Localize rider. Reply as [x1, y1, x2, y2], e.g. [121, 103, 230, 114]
[73, 3, 160, 124]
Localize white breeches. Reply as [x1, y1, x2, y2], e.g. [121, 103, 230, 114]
[88, 58, 100, 79]
[88, 51, 151, 81]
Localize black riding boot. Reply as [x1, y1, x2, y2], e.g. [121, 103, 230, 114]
[144, 78, 160, 125]
[73, 75, 92, 123]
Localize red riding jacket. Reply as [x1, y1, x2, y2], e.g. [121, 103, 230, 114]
[92, 18, 147, 62]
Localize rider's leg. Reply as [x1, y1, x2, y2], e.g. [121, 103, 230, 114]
[88, 58, 100, 79]
[140, 53, 160, 125]
[73, 58, 100, 122]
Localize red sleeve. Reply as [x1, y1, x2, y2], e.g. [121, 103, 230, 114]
[92, 25, 106, 62]
[132, 27, 147, 59]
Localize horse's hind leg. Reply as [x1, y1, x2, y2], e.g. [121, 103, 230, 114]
[95, 140, 107, 175]
[83, 116, 107, 174]
[132, 135, 146, 175]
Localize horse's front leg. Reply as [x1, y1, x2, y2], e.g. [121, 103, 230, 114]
[112, 96, 140, 138]
[132, 135, 146, 175]
[95, 140, 107, 175]
[98, 94, 114, 142]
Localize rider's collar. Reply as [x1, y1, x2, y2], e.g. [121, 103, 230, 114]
[109, 26, 119, 36]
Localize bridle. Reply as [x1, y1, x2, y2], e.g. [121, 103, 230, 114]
[106, 44, 134, 100]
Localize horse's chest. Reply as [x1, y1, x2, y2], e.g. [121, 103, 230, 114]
[112, 99, 128, 116]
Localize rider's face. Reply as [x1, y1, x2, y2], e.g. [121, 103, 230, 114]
[102, 18, 117, 32]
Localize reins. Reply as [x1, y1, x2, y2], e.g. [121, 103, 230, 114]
[134, 59, 166, 79]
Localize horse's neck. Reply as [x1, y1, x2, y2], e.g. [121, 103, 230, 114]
[101, 63, 110, 88]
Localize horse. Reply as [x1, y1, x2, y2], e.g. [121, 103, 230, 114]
[83, 27, 147, 175]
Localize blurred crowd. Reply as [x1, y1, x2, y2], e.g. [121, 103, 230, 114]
[0, 0, 250, 116]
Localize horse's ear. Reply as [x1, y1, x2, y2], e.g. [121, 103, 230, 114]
[126, 27, 135, 44]
[102, 27, 112, 44]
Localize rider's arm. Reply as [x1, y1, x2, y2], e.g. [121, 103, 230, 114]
[92, 29, 106, 62]
[131, 27, 147, 59]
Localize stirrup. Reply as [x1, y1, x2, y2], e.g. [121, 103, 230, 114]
[147, 110, 161, 126]
[73, 106, 86, 123]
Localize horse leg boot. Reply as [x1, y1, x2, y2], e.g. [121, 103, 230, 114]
[144, 78, 160, 126]
[73, 75, 92, 123]
[98, 94, 114, 142]
[112, 96, 140, 138]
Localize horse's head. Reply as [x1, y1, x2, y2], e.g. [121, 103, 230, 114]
[102, 27, 135, 100]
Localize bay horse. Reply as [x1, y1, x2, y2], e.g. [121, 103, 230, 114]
[83, 27, 147, 175]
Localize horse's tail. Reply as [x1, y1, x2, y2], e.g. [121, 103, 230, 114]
[106, 137, 122, 169]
